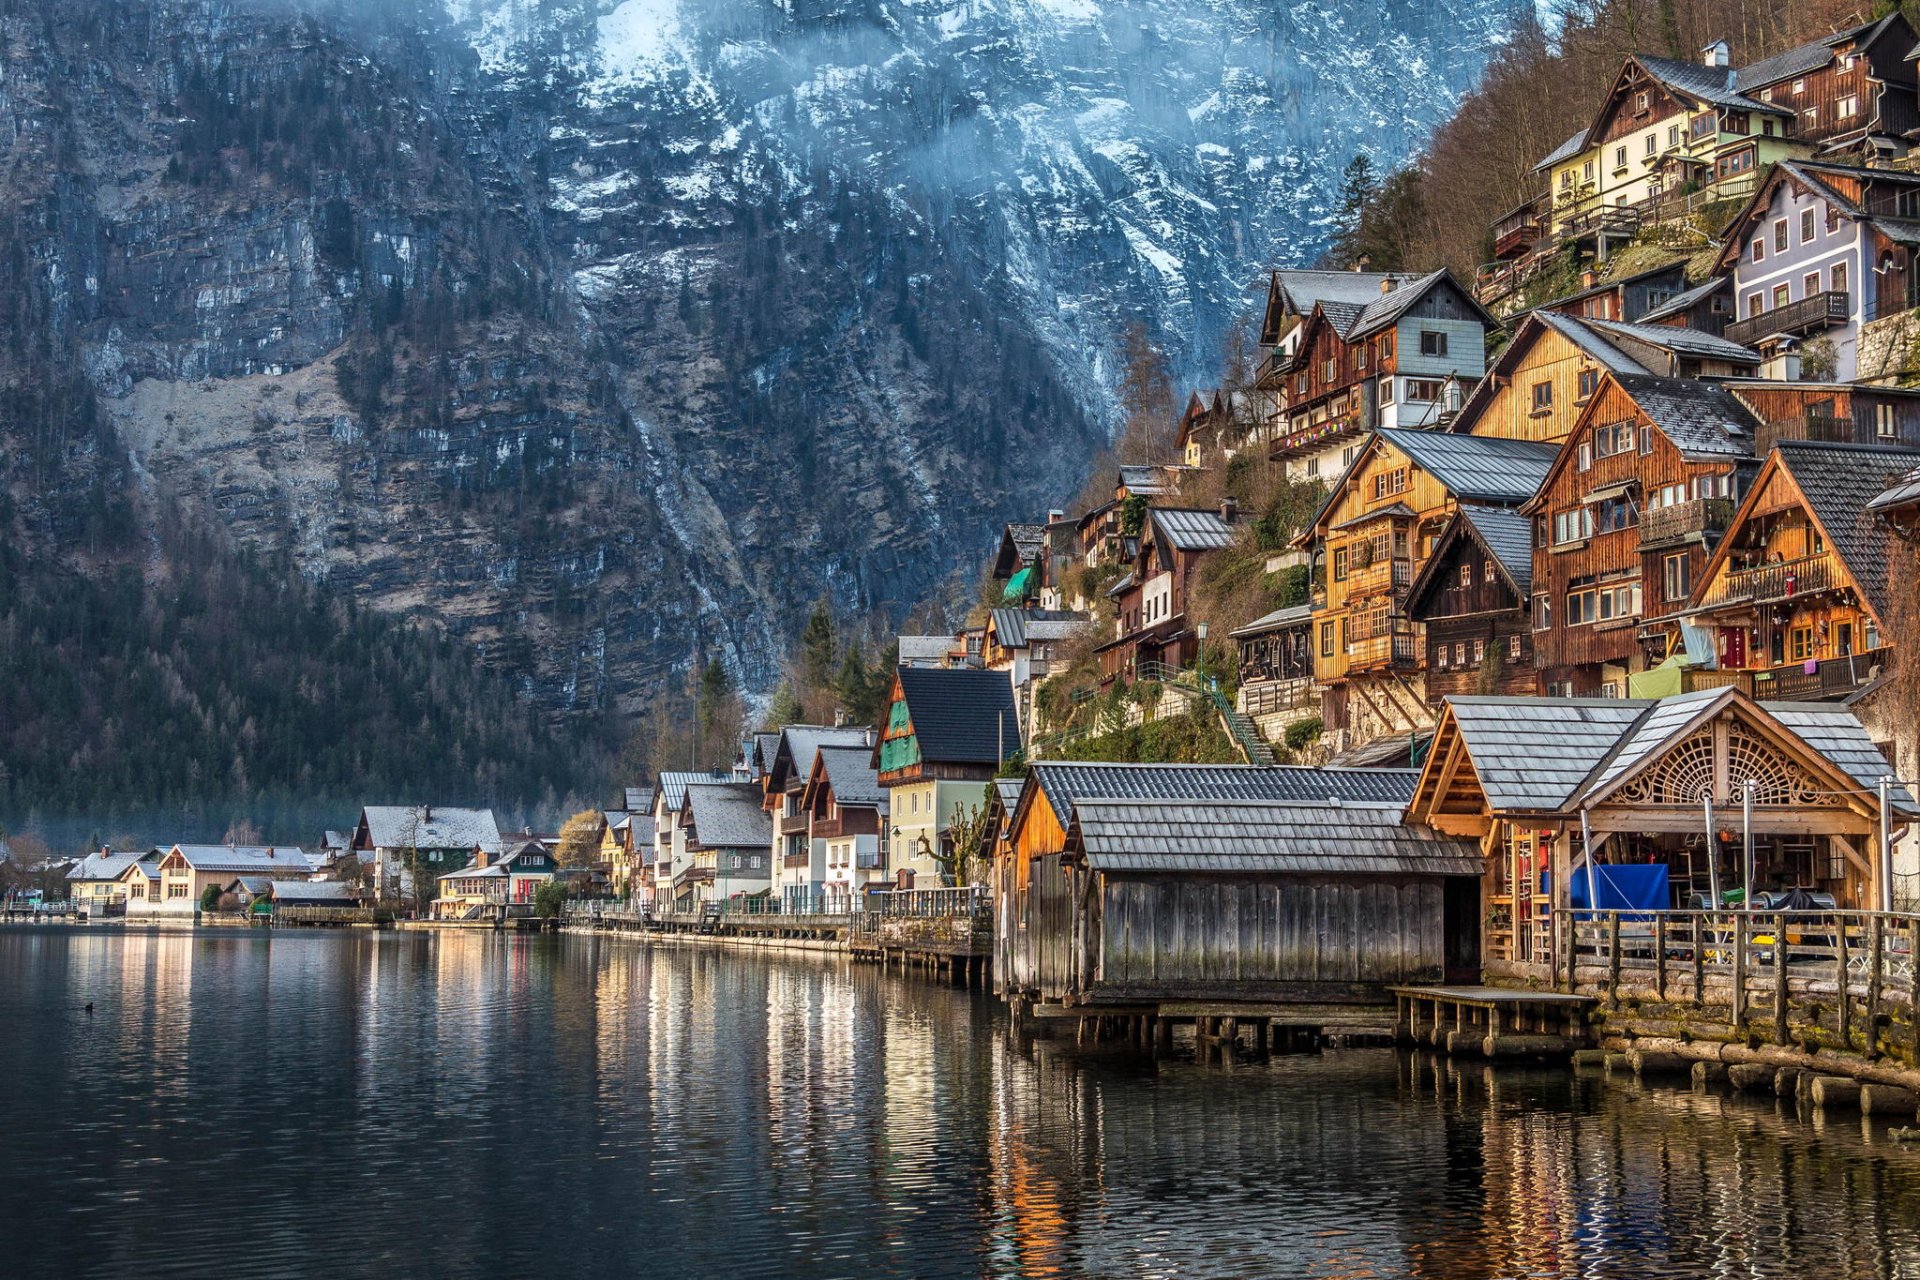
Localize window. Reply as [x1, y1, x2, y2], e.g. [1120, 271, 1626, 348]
[1801, 209, 1816, 243]
[1320, 621, 1335, 657]
[1773, 283, 1791, 309]
[1474, 639, 1487, 664]
[1561, 170, 1573, 191]
[1639, 425, 1654, 456]
[1774, 220, 1789, 253]
[1635, 90, 1650, 114]
[1322, 357, 1336, 382]
[1762, 118, 1775, 137]
[1614, 144, 1628, 170]
[1791, 77, 1805, 94]
[168, 883, 188, 900]
[1828, 204, 1843, 234]
[1531, 381, 1553, 412]
[1356, 345, 1369, 370]
[1406, 378, 1445, 401]
[1759, 87, 1773, 103]
[1553, 507, 1593, 545]
[1532, 594, 1552, 631]
[1437, 644, 1450, 670]
[1419, 331, 1448, 357]
[1593, 494, 1637, 535]
[1805, 271, 1822, 298]
[1837, 621, 1854, 656]
[1305, 456, 1320, 478]
[1296, 373, 1308, 395]
[1591, 420, 1634, 458]
[1485, 558, 1497, 583]
[1584, 159, 1595, 181]
[1832, 261, 1848, 294]
[1342, 444, 1359, 467]
[1644, 133, 1658, 157]
[1548, 680, 1575, 697]
[1750, 239, 1765, 264]
[1371, 467, 1409, 501]
[1458, 564, 1473, 588]
[1839, 95, 1858, 119]
[1578, 368, 1601, 401]
[1790, 626, 1816, 662]
[1878, 402, 1898, 439]
[1662, 553, 1690, 603]
[1576, 441, 1592, 472]
[1802, 107, 1817, 129]
[1508, 634, 1522, 660]
[1565, 588, 1594, 626]
[1747, 291, 1764, 316]
[1668, 124, 1681, 148]
[131, 881, 145, 899]
[1454, 642, 1467, 667]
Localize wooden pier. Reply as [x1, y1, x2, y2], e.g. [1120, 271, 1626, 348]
[1391, 985, 1595, 1058]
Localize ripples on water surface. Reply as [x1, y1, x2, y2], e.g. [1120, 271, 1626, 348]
[4, 927, 1920, 1279]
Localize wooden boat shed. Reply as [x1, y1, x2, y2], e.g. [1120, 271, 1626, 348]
[1021, 795, 1483, 1022]
[1409, 686, 1916, 980]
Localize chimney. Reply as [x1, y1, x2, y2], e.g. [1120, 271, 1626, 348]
[1701, 39, 1730, 69]
[1581, 269, 1598, 288]
[1379, 277, 1395, 295]
[1221, 498, 1239, 523]
[1353, 254, 1371, 273]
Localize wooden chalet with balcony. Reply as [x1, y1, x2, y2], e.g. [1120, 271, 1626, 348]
[1301, 428, 1556, 746]
[763, 726, 872, 910]
[1715, 160, 1920, 381]
[1404, 504, 1540, 703]
[1096, 504, 1241, 684]
[1410, 689, 1915, 977]
[802, 745, 890, 898]
[1684, 439, 1919, 701]
[1265, 270, 1492, 483]
[1522, 374, 1761, 697]
[1460, 311, 1658, 446]
[1230, 604, 1317, 736]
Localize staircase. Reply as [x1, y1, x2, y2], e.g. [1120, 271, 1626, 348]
[1134, 662, 1278, 766]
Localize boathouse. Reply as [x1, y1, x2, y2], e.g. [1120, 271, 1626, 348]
[1408, 687, 1915, 980]
[1030, 798, 1482, 1012]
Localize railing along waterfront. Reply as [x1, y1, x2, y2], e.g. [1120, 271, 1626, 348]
[1556, 907, 1920, 1056]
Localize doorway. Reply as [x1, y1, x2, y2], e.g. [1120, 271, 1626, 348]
[1443, 877, 1482, 983]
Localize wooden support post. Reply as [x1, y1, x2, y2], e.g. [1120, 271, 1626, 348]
[1607, 912, 1622, 1008]
[1910, 918, 1920, 1066]
[1154, 1017, 1173, 1055]
[1655, 914, 1668, 1002]
[1869, 916, 1885, 1061]
[1733, 919, 1748, 1037]
[1692, 919, 1706, 1006]
[1773, 912, 1789, 1047]
[1563, 912, 1577, 993]
[1253, 1020, 1269, 1058]
[1838, 920, 1852, 1050]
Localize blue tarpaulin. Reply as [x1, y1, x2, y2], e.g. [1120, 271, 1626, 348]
[1569, 862, 1669, 914]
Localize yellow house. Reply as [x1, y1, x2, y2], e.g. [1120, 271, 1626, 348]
[1302, 429, 1557, 747]
[65, 847, 152, 914]
[1461, 312, 1653, 446]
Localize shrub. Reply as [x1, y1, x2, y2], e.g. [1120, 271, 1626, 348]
[532, 880, 568, 919]
[1284, 717, 1324, 752]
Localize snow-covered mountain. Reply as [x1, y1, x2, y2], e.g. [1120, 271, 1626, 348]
[0, 0, 1530, 732]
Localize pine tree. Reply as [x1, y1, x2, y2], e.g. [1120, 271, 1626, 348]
[1329, 153, 1379, 269]
[800, 601, 837, 695]
[764, 680, 804, 731]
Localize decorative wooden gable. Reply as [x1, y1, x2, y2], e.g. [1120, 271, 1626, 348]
[1610, 721, 1839, 808]
[876, 674, 920, 780]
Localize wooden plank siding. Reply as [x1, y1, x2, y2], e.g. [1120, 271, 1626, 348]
[1089, 876, 1447, 1002]
[1463, 320, 1615, 446]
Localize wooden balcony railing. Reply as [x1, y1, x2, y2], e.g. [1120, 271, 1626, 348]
[1699, 552, 1835, 607]
[1756, 413, 1856, 455]
[1724, 291, 1850, 348]
[1240, 677, 1316, 717]
[1749, 648, 1888, 701]
[1342, 556, 1412, 599]
[1639, 497, 1736, 548]
[1346, 632, 1420, 671]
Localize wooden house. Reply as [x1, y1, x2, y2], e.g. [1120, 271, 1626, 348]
[683, 781, 773, 904]
[1536, 260, 1697, 326]
[800, 745, 889, 900]
[1684, 439, 1919, 699]
[1460, 311, 1652, 446]
[877, 666, 1020, 886]
[1404, 505, 1539, 703]
[1715, 160, 1920, 380]
[154, 845, 313, 916]
[434, 839, 558, 919]
[1229, 604, 1316, 732]
[992, 521, 1049, 607]
[994, 762, 1421, 1002]
[1410, 689, 1915, 978]
[1520, 373, 1760, 696]
[1096, 505, 1240, 684]
[352, 805, 501, 902]
[1265, 270, 1493, 481]
[1301, 428, 1556, 745]
[760, 726, 869, 910]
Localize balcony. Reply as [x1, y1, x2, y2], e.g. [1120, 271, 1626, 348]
[783, 851, 810, 869]
[1491, 197, 1546, 260]
[1699, 552, 1836, 608]
[1751, 648, 1889, 701]
[1639, 497, 1736, 548]
[1270, 414, 1363, 460]
[1724, 291, 1850, 348]
[1346, 632, 1420, 672]
[1342, 556, 1412, 600]
[1756, 413, 1856, 455]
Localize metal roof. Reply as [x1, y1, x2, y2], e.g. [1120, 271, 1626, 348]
[815, 745, 886, 807]
[1228, 604, 1314, 638]
[66, 848, 151, 882]
[988, 608, 1088, 650]
[1455, 503, 1534, 595]
[1533, 312, 1652, 374]
[655, 771, 736, 813]
[1029, 762, 1418, 830]
[1868, 461, 1920, 514]
[1763, 703, 1919, 814]
[1584, 318, 1760, 364]
[895, 666, 1022, 765]
[166, 845, 314, 875]
[270, 880, 358, 903]
[1443, 698, 1651, 811]
[1149, 507, 1237, 552]
[1117, 465, 1169, 495]
[1069, 799, 1482, 876]
[1273, 269, 1423, 316]
[897, 635, 954, 664]
[1636, 278, 1726, 324]
[683, 782, 774, 849]
[1533, 128, 1587, 173]
[1376, 428, 1557, 505]
[359, 806, 501, 851]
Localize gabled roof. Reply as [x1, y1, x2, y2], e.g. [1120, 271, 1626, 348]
[1117, 464, 1168, 496]
[1148, 506, 1238, 553]
[656, 771, 735, 813]
[994, 522, 1047, 578]
[165, 845, 313, 875]
[683, 782, 774, 850]
[1612, 373, 1759, 460]
[1067, 799, 1481, 877]
[1456, 312, 1648, 436]
[1765, 703, 1917, 810]
[1583, 318, 1761, 365]
[1228, 603, 1314, 639]
[1637, 277, 1728, 325]
[66, 848, 150, 882]
[1026, 762, 1419, 832]
[1373, 427, 1557, 504]
[1703, 439, 1920, 624]
[987, 608, 1088, 651]
[1407, 504, 1534, 619]
[1440, 698, 1651, 811]
[1346, 269, 1494, 340]
[1631, 55, 1782, 114]
[1533, 128, 1587, 173]
[1532, 311, 1653, 374]
[270, 880, 358, 903]
[1736, 14, 1909, 92]
[897, 635, 954, 665]
[813, 745, 887, 807]
[893, 666, 1022, 765]
[1868, 460, 1920, 514]
[358, 806, 501, 851]
[768, 726, 871, 793]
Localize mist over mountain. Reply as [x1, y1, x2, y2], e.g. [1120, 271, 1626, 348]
[0, 0, 1528, 832]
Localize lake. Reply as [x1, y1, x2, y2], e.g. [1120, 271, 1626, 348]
[4, 927, 1920, 1279]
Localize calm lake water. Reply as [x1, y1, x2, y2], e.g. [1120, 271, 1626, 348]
[5, 928, 1920, 1280]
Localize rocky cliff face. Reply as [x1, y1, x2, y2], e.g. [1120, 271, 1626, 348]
[0, 0, 1530, 725]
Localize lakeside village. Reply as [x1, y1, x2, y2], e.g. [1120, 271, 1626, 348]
[29, 16, 1920, 1107]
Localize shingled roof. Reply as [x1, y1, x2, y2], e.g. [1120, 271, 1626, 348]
[1027, 762, 1419, 830]
[1441, 698, 1651, 811]
[1271, 268, 1423, 316]
[1633, 55, 1782, 114]
[1375, 428, 1557, 505]
[1583, 318, 1760, 365]
[1772, 439, 1920, 621]
[683, 782, 774, 850]
[1149, 507, 1238, 552]
[894, 666, 1021, 766]
[358, 806, 501, 852]
[1615, 374, 1759, 460]
[656, 771, 735, 813]
[1736, 14, 1904, 92]
[814, 745, 887, 807]
[1068, 799, 1481, 876]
